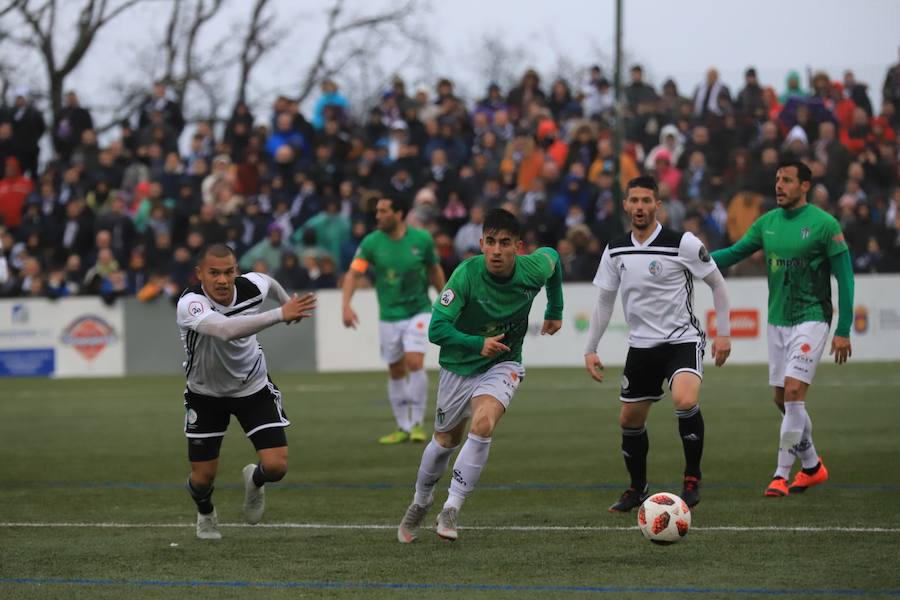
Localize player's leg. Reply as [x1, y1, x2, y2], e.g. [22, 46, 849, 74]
[402, 312, 432, 442]
[381, 320, 412, 443]
[667, 341, 705, 507]
[404, 352, 428, 442]
[235, 380, 291, 524]
[609, 400, 653, 512]
[436, 362, 523, 540]
[765, 325, 792, 497]
[610, 347, 663, 513]
[398, 368, 471, 543]
[184, 391, 228, 539]
[780, 322, 830, 494]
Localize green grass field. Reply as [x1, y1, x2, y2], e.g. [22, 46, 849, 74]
[1, 364, 899, 599]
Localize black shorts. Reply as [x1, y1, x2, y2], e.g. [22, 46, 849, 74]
[183, 379, 290, 457]
[620, 341, 704, 403]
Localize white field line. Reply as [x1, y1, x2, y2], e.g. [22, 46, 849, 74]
[1, 522, 898, 533]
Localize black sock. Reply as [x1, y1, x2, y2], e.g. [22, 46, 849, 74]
[677, 405, 704, 479]
[621, 426, 648, 490]
[801, 461, 821, 476]
[252, 463, 268, 488]
[187, 477, 214, 515]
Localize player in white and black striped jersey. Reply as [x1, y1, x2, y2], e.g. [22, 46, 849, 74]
[583, 176, 733, 512]
[176, 244, 316, 539]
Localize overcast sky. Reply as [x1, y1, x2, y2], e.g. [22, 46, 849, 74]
[12, 0, 899, 119]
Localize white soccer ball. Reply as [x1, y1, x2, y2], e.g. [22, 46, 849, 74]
[637, 492, 691, 544]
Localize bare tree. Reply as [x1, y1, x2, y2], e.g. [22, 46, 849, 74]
[236, 0, 281, 105]
[295, 0, 420, 105]
[5, 0, 147, 118]
[471, 33, 534, 94]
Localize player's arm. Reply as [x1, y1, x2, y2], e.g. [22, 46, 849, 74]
[583, 287, 617, 382]
[196, 294, 316, 342]
[259, 273, 291, 304]
[429, 271, 509, 358]
[584, 245, 619, 382]
[710, 219, 763, 270]
[829, 249, 854, 364]
[341, 254, 369, 329]
[702, 269, 732, 367]
[427, 262, 446, 293]
[533, 247, 564, 335]
[424, 234, 447, 292]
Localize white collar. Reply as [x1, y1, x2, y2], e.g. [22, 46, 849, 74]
[631, 222, 662, 248]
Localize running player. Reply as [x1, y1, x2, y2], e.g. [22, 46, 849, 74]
[584, 175, 732, 511]
[396, 208, 564, 542]
[177, 244, 316, 539]
[711, 160, 854, 497]
[343, 196, 446, 444]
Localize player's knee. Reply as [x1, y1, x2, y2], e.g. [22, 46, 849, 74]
[260, 457, 288, 481]
[784, 386, 805, 403]
[405, 354, 424, 372]
[433, 430, 460, 448]
[671, 394, 697, 412]
[388, 362, 407, 379]
[190, 465, 217, 488]
[619, 414, 646, 429]
[469, 413, 497, 437]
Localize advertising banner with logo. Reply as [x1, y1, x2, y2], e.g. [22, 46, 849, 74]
[315, 275, 900, 371]
[0, 298, 125, 377]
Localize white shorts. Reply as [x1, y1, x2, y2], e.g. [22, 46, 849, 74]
[434, 361, 525, 432]
[767, 322, 830, 387]
[378, 312, 431, 364]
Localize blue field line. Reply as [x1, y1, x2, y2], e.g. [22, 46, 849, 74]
[1, 577, 898, 596]
[9, 480, 899, 492]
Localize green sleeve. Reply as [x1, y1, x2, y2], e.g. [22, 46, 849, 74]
[711, 218, 764, 269]
[829, 250, 854, 338]
[824, 216, 850, 257]
[428, 310, 484, 354]
[535, 247, 563, 320]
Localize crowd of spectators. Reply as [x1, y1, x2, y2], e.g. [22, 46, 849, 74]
[2, 56, 900, 301]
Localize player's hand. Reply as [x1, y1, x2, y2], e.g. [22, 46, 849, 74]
[541, 319, 562, 335]
[480, 334, 510, 358]
[712, 335, 731, 367]
[342, 305, 358, 329]
[282, 292, 316, 323]
[584, 352, 604, 382]
[830, 335, 851, 364]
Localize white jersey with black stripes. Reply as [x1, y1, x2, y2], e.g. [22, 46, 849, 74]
[176, 272, 272, 397]
[592, 223, 717, 348]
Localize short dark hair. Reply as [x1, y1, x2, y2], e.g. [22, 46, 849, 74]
[198, 243, 236, 263]
[382, 195, 410, 219]
[626, 175, 659, 196]
[778, 159, 812, 183]
[482, 208, 521, 239]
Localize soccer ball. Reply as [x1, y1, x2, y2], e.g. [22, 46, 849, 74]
[637, 492, 691, 544]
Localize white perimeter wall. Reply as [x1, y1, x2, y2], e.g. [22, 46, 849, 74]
[316, 275, 900, 372]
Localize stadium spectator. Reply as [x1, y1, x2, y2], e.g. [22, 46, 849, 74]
[5, 88, 45, 177]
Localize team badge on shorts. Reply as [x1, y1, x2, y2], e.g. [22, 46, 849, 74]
[440, 289, 455, 306]
[621, 375, 630, 390]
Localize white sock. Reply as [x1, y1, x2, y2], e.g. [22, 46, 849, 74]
[445, 433, 492, 511]
[407, 369, 428, 427]
[413, 437, 456, 507]
[796, 412, 819, 469]
[776, 401, 807, 478]
[388, 377, 410, 431]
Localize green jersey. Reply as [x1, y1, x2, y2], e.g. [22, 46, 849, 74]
[712, 204, 848, 327]
[430, 247, 563, 376]
[354, 227, 438, 321]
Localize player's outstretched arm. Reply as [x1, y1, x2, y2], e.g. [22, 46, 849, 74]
[829, 249, 854, 364]
[710, 221, 763, 270]
[702, 269, 732, 367]
[196, 294, 316, 341]
[260, 273, 291, 304]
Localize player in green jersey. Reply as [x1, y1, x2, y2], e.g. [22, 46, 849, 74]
[712, 160, 854, 497]
[396, 208, 564, 542]
[342, 196, 446, 444]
